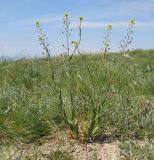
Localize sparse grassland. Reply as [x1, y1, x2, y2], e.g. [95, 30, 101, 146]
[0, 50, 154, 159]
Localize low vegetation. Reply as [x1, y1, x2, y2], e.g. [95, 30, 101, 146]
[0, 50, 154, 158]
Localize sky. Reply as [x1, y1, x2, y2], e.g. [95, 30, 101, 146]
[0, 0, 154, 58]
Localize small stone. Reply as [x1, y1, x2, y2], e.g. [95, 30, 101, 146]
[82, 154, 88, 159]
[76, 149, 80, 153]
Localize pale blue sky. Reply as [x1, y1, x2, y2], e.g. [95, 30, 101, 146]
[0, 0, 154, 57]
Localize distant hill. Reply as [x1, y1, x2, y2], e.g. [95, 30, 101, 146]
[0, 55, 15, 61]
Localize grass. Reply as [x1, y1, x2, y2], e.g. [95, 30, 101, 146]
[0, 50, 154, 158]
[120, 141, 154, 160]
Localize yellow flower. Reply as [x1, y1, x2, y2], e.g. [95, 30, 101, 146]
[72, 40, 79, 46]
[79, 16, 84, 21]
[130, 19, 135, 25]
[107, 24, 112, 30]
[64, 12, 69, 17]
[35, 21, 40, 27]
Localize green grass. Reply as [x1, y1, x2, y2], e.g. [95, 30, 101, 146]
[120, 141, 154, 160]
[0, 50, 154, 144]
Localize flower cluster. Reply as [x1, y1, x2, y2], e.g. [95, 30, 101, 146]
[130, 19, 135, 25]
[107, 24, 112, 30]
[72, 40, 79, 47]
[64, 12, 69, 17]
[79, 16, 84, 21]
[35, 21, 41, 28]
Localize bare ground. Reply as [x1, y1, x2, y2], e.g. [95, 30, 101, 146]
[1, 132, 151, 160]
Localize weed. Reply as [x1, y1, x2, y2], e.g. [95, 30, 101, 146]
[102, 24, 112, 55]
[119, 19, 135, 55]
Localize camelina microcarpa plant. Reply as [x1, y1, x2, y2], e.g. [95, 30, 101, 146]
[119, 19, 135, 55]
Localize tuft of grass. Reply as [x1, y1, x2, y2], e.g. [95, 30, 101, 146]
[47, 150, 73, 160]
[120, 141, 154, 160]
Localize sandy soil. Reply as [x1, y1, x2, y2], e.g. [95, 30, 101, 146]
[39, 132, 121, 160]
[3, 132, 151, 159]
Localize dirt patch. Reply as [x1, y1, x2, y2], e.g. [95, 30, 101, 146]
[39, 132, 120, 160]
[2, 132, 151, 159]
